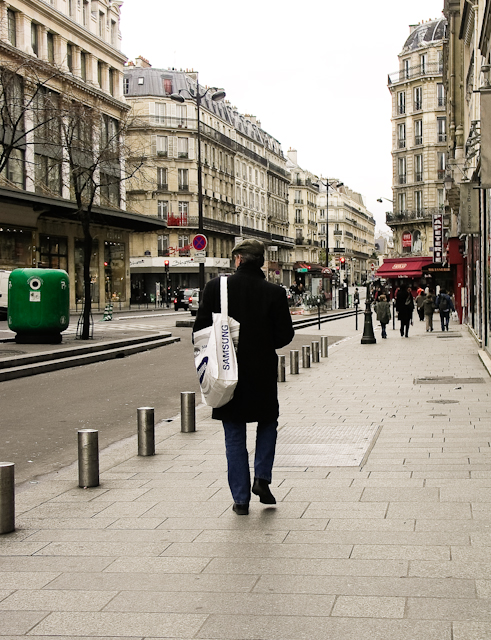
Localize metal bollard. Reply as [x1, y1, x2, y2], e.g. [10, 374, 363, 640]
[290, 350, 299, 375]
[78, 429, 99, 488]
[181, 392, 196, 433]
[321, 336, 329, 358]
[278, 354, 286, 382]
[0, 462, 15, 534]
[311, 341, 320, 363]
[137, 407, 155, 456]
[302, 345, 311, 368]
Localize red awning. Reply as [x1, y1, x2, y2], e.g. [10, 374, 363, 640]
[376, 257, 433, 279]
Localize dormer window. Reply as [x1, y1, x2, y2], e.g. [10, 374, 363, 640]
[138, 77, 144, 85]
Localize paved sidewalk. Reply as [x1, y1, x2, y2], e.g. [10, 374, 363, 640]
[2, 314, 491, 639]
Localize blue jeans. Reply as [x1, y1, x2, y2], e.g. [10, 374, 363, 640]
[222, 420, 278, 504]
[381, 323, 387, 338]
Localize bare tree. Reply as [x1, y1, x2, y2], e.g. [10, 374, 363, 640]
[0, 44, 145, 339]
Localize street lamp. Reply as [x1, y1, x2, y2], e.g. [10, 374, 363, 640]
[170, 78, 226, 293]
[377, 197, 393, 203]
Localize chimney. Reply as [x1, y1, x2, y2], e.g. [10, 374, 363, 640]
[135, 56, 151, 68]
[288, 148, 298, 165]
[409, 23, 419, 34]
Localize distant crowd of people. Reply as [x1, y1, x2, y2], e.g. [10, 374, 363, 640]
[372, 285, 456, 339]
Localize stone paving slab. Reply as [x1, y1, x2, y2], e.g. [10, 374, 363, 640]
[2, 317, 491, 638]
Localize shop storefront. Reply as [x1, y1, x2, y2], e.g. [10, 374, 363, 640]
[376, 256, 434, 294]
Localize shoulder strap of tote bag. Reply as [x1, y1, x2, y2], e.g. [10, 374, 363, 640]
[220, 276, 228, 316]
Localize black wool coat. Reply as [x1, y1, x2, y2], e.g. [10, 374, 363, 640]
[193, 263, 294, 423]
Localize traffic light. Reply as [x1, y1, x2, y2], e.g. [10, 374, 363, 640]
[164, 260, 169, 274]
[340, 257, 346, 270]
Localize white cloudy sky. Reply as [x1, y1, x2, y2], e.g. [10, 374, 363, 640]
[120, 0, 445, 232]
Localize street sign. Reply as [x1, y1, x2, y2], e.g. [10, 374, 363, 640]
[194, 257, 206, 264]
[371, 263, 375, 271]
[297, 268, 308, 273]
[192, 234, 207, 251]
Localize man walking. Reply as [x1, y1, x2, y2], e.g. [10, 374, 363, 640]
[193, 239, 294, 515]
[435, 288, 455, 331]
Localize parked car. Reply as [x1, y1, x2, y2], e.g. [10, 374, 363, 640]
[189, 289, 200, 316]
[174, 288, 194, 311]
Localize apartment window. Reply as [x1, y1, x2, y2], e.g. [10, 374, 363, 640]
[137, 77, 144, 85]
[398, 123, 406, 148]
[294, 190, 301, 203]
[415, 154, 423, 182]
[7, 9, 16, 46]
[31, 22, 39, 56]
[438, 189, 445, 210]
[414, 86, 423, 111]
[420, 53, 427, 75]
[242, 163, 246, 179]
[398, 91, 405, 115]
[80, 52, 87, 81]
[437, 152, 446, 179]
[437, 83, 445, 107]
[123, 77, 129, 95]
[398, 157, 406, 184]
[178, 168, 188, 191]
[100, 172, 120, 207]
[178, 201, 188, 215]
[83, 0, 89, 26]
[68, 0, 75, 17]
[67, 44, 73, 72]
[157, 200, 168, 220]
[109, 69, 115, 96]
[156, 136, 167, 157]
[163, 78, 172, 94]
[178, 137, 188, 158]
[111, 20, 117, 46]
[157, 234, 168, 257]
[97, 61, 103, 87]
[398, 192, 406, 213]
[157, 167, 167, 189]
[414, 119, 423, 145]
[403, 58, 410, 80]
[47, 32, 54, 63]
[415, 190, 423, 213]
[99, 12, 105, 38]
[176, 105, 186, 126]
[295, 209, 302, 223]
[437, 117, 446, 142]
[178, 235, 190, 256]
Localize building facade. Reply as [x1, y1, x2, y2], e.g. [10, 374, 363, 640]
[322, 183, 376, 285]
[124, 64, 293, 299]
[387, 19, 447, 268]
[442, 0, 491, 348]
[0, 0, 163, 310]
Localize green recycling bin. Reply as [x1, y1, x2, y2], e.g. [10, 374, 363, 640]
[8, 268, 70, 343]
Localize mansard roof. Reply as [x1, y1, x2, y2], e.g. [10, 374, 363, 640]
[402, 18, 446, 52]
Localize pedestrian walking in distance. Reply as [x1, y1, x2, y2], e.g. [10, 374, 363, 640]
[423, 290, 436, 332]
[375, 294, 391, 339]
[415, 289, 426, 322]
[435, 288, 455, 331]
[193, 239, 294, 515]
[395, 286, 414, 338]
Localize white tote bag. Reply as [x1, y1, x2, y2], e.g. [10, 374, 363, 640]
[193, 277, 240, 408]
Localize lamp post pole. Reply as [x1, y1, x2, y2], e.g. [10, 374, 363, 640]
[171, 78, 225, 294]
[195, 87, 205, 293]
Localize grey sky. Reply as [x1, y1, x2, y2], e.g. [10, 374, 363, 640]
[120, 0, 445, 232]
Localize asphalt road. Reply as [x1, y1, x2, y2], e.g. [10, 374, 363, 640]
[0, 311, 348, 484]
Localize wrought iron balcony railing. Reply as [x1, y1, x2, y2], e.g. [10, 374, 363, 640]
[386, 208, 442, 224]
[388, 62, 443, 84]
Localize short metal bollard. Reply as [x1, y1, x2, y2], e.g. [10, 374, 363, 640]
[181, 392, 196, 433]
[0, 462, 15, 534]
[302, 345, 311, 368]
[321, 335, 329, 358]
[290, 350, 299, 375]
[137, 407, 155, 456]
[311, 341, 320, 363]
[78, 429, 99, 488]
[278, 354, 286, 382]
